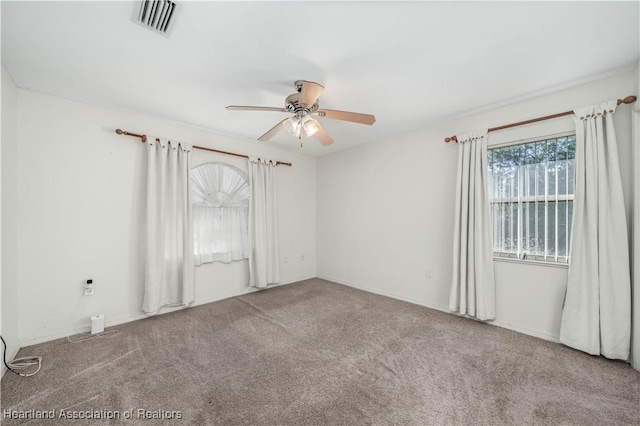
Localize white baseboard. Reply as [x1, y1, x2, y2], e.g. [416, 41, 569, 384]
[318, 274, 450, 312]
[18, 275, 559, 349]
[20, 276, 315, 348]
[318, 275, 560, 344]
[491, 319, 560, 343]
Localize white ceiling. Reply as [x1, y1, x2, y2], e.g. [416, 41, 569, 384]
[2, 1, 639, 157]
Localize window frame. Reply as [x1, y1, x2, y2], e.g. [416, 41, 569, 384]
[487, 131, 576, 267]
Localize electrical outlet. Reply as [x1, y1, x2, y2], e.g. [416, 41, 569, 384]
[84, 279, 94, 296]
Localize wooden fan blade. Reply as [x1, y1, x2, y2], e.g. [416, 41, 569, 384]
[316, 109, 376, 125]
[226, 105, 287, 112]
[258, 118, 289, 141]
[299, 81, 324, 108]
[313, 121, 334, 146]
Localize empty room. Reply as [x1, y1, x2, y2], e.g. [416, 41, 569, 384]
[1, 1, 639, 424]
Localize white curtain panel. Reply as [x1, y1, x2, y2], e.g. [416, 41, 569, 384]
[192, 163, 250, 265]
[632, 105, 640, 371]
[142, 139, 195, 314]
[449, 130, 496, 321]
[247, 157, 280, 288]
[560, 101, 631, 360]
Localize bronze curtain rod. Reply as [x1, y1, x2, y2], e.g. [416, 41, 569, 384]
[115, 129, 293, 167]
[443, 95, 637, 143]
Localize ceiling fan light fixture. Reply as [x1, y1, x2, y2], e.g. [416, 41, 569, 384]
[283, 116, 301, 134]
[302, 116, 320, 137]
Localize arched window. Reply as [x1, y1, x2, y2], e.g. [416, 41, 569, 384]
[191, 162, 250, 265]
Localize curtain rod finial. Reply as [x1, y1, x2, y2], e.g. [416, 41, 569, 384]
[444, 135, 457, 143]
[619, 95, 637, 105]
[115, 128, 124, 135]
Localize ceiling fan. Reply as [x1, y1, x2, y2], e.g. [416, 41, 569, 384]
[226, 80, 376, 146]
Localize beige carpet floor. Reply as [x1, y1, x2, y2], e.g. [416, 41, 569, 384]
[1, 278, 639, 425]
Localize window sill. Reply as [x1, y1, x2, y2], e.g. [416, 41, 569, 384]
[493, 256, 569, 269]
[194, 250, 250, 266]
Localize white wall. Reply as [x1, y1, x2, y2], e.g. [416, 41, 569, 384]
[317, 70, 636, 342]
[2, 66, 20, 375]
[15, 90, 316, 346]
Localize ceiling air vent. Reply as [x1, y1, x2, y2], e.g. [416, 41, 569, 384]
[133, 0, 181, 37]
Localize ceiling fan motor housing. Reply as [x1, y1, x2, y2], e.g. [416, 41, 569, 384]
[285, 93, 319, 116]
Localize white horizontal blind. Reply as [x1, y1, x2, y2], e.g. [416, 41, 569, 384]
[488, 135, 576, 263]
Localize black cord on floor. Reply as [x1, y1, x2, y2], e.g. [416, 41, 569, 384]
[0, 335, 13, 372]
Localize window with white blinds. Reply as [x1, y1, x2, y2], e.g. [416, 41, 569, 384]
[488, 135, 576, 263]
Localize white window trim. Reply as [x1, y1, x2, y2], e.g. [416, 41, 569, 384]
[493, 256, 569, 269]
